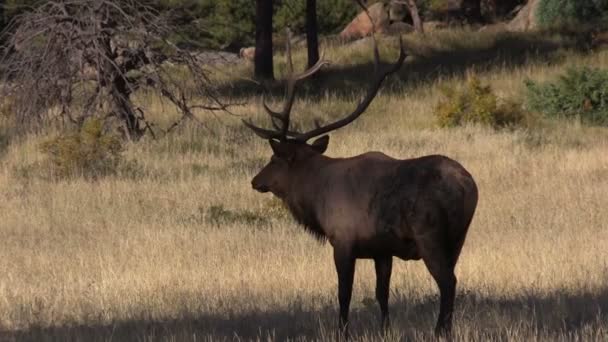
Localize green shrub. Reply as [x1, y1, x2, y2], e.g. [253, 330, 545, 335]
[537, 0, 608, 28]
[154, 0, 256, 48]
[39, 118, 123, 179]
[435, 76, 527, 128]
[525, 67, 608, 126]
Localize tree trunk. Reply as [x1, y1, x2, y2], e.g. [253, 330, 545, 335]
[111, 74, 143, 140]
[100, 34, 143, 140]
[462, 0, 483, 23]
[0, 1, 4, 30]
[255, 0, 274, 80]
[306, 0, 319, 68]
[404, 0, 424, 34]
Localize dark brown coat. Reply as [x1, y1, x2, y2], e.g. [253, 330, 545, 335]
[251, 137, 478, 335]
[245, 18, 476, 336]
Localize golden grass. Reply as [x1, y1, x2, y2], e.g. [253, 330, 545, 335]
[1, 30, 608, 341]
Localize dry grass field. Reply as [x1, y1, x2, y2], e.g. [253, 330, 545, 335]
[0, 30, 607, 341]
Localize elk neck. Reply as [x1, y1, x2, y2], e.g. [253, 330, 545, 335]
[282, 153, 335, 240]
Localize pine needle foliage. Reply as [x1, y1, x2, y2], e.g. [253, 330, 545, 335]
[525, 67, 608, 126]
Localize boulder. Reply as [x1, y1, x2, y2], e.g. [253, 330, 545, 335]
[507, 0, 541, 32]
[195, 51, 240, 65]
[239, 47, 255, 61]
[339, 2, 390, 40]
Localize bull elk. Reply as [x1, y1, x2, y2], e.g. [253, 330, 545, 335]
[243, 33, 478, 337]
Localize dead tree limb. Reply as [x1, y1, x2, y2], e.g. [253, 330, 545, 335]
[393, 0, 424, 34]
[0, 0, 231, 140]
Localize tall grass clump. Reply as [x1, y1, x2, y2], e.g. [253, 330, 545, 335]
[525, 67, 608, 126]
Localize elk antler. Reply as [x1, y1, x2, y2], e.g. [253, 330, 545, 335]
[242, 28, 330, 141]
[292, 35, 406, 142]
[243, 3, 407, 142]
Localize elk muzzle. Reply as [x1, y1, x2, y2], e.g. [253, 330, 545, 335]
[251, 178, 270, 193]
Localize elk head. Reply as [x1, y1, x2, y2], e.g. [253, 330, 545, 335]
[244, 31, 407, 199]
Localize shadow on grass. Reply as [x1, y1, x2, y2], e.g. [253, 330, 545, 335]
[3, 285, 607, 341]
[219, 30, 592, 102]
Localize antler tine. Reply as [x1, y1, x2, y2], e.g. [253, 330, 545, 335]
[294, 36, 407, 142]
[262, 95, 286, 122]
[295, 57, 331, 81]
[260, 31, 329, 139]
[244, 28, 329, 141]
[280, 58, 330, 137]
[259, 28, 298, 139]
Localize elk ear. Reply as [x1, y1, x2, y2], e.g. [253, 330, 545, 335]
[269, 139, 291, 159]
[311, 135, 329, 154]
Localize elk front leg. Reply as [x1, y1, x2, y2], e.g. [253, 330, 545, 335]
[334, 246, 355, 339]
[374, 256, 392, 332]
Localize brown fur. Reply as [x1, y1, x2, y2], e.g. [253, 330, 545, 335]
[251, 137, 478, 336]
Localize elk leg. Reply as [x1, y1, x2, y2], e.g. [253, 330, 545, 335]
[433, 268, 456, 336]
[374, 256, 392, 332]
[334, 247, 355, 339]
[415, 235, 457, 336]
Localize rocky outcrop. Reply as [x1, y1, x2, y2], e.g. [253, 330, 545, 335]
[508, 0, 541, 31]
[339, 3, 390, 40]
[239, 47, 255, 61]
[196, 51, 241, 65]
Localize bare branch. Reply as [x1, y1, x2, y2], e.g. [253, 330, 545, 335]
[0, 0, 232, 139]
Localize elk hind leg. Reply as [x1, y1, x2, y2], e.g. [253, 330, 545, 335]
[415, 232, 457, 336]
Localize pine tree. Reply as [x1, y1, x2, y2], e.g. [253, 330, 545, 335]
[306, 0, 319, 68]
[255, 0, 274, 80]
